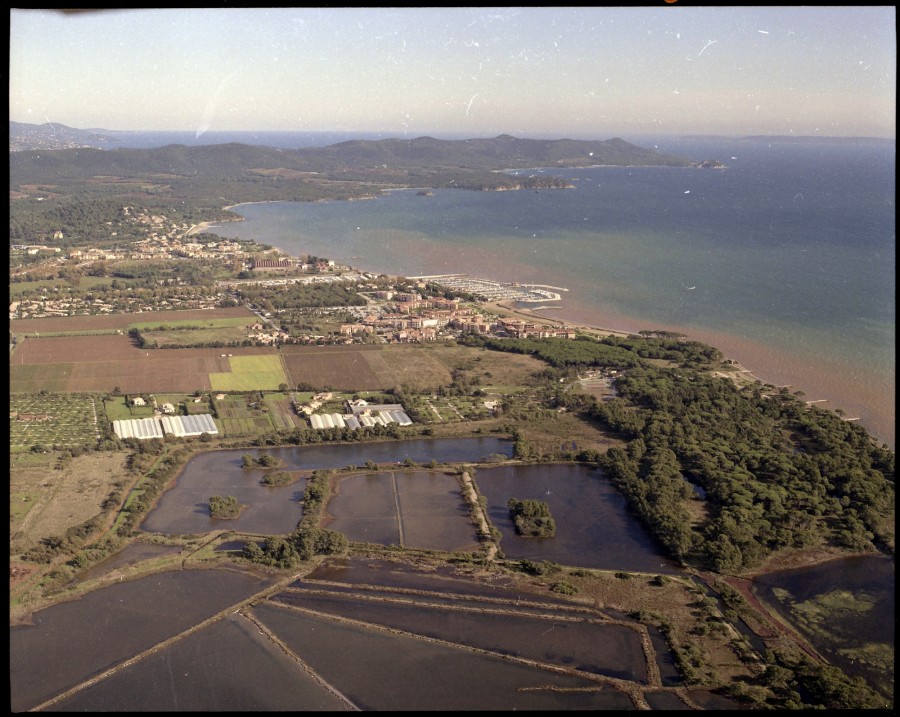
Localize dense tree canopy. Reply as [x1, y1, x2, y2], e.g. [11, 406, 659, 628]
[473, 333, 893, 572]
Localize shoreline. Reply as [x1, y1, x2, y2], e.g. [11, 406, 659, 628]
[198, 202, 893, 448]
[486, 300, 766, 380]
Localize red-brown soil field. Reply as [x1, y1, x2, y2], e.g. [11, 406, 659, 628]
[10, 335, 279, 394]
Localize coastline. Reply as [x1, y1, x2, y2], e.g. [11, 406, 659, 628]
[200, 196, 893, 448]
[486, 301, 773, 389]
[485, 300, 632, 340]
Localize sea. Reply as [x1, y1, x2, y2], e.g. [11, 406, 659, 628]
[105, 131, 896, 448]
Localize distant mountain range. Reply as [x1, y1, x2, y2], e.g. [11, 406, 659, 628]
[9, 124, 700, 184]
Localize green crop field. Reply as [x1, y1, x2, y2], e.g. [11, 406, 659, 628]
[130, 317, 255, 348]
[132, 318, 256, 348]
[209, 355, 288, 391]
[127, 317, 253, 330]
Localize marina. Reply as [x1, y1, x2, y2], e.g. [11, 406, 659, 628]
[411, 274, 566, 303]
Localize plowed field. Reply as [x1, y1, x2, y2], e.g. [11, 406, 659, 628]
[282, 344, 452, 392]
[9, 335, 279, 394]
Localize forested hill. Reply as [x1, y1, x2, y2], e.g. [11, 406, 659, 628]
[9, 134, 692, 184]
[294, 134, 693, 169]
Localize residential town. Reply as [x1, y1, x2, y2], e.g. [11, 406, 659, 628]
[10, 205, 579, 347]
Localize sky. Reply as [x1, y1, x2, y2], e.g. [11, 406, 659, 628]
[9, 6, 896, 138]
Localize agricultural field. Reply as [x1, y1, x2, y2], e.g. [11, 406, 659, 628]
[406, 394, 491, 424]
[263, 394, 304, 431]
[281, 344, 453, 392]
[10, 330, 546, 423]
[10, 394, 101, 451]
[9, 306, 255, 335]
[132, 317, 257, 348]
[185, 397, 215, 415]
[213, 394, 278, 436]
[9, 334, 280, 394]
[209, 355, 288, 392]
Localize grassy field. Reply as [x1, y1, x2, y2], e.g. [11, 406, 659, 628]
[10, 450, 130, 554]
[102, 397, 135, 422]
[10, 306, 255, 334]
[209, 354, 289, 391]
[131, 317, 256, 349]
[420, 342, 547, 388]
[9, 275, 143, 300]
[127, 317, 253, 331]
[138, 327, 252, 348]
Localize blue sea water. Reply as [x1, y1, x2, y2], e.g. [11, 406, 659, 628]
[206, 135, 894, 447]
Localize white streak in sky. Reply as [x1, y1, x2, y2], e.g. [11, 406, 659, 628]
[465, 93, 480, 117]
[196, 74, 235, 138]
[698, 39, 717, 57]
[758, 30, 769, 34]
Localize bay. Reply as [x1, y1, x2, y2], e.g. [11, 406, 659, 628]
[214, 136, 895, 447]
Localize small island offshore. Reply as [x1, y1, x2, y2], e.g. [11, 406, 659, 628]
[9, 128, 893, 711]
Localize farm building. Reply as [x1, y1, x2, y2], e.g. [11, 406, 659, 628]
[130, 396, 146, 407]
[350, 403, 407, 416]
[160, 414, 218, 437]
[113, 414, 217, 440]
[112, 417, 165, 441]
[388, 410, 413, 426]
[348, 403, 413, 427]
[308, 413, 368, 431]
[359, 414, 387, 427]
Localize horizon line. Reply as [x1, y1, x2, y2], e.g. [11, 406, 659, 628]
[9, 121, 897, 143]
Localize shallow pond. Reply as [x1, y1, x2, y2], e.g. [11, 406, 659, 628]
[10, 570, 276, 712]
[752, 554, 894, 700]
[251, 600, 639, 710]
[325, 470, 478, 551]
[141, 437, 512, 535]
[73, 542, 183, 583]
[12, 566, 648, 711]
[475, 463, 679, 573]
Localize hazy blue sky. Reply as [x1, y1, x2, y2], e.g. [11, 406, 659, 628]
[9, 7, 896, 138]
